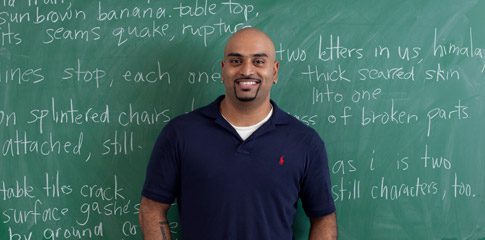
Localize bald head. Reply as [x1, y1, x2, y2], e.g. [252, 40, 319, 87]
[220, 27, 280, 107]
[224, 28, 277, 61]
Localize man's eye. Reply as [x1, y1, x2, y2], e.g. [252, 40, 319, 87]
[254, 59, 265, 65]
[229, 59, 241, 64]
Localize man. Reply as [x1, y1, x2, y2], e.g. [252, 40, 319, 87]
[139, 28, 337, 240]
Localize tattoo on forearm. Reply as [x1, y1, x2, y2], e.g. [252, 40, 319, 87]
[159, 221, 169, 240]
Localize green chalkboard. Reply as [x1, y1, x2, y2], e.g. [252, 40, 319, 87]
[1, 0, 484, 239]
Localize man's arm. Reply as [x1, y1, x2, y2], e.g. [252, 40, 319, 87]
[309, 212, 337, 240]
[139, 196, 172, 240]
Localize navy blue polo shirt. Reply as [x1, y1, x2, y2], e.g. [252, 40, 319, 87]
[142, 96, 335, 240]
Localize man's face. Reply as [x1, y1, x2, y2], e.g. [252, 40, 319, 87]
[221, 30, 279, 104]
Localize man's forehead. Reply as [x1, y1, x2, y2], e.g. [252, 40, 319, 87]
[224, 28, 276, 57]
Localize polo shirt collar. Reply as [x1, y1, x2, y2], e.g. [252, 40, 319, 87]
[200, 95, 290, 125]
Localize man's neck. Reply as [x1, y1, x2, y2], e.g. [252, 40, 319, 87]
[220, 97, 273, 127]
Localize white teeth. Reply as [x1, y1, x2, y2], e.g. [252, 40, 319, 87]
[239, 81, 257, 85]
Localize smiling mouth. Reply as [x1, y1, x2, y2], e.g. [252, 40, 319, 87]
[239, 81, 259, 86]
[235, 79, 262, 87]
[232, 78, 261, 101]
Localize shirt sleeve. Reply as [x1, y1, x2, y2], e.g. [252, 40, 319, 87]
[141, 122, 180, 204]
[300, 133, 336, 218]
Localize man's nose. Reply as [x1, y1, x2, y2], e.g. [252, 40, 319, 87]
[239, 60, 255, 76]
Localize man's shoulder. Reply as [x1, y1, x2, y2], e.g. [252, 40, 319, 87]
[273, 107, 324, 144]
[274, 104, 318, 132]
[163, 101, 216, 130]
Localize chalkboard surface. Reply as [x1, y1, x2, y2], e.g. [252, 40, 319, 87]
[1, 1, 484, 239]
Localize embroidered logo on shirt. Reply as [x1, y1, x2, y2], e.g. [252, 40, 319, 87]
[279, 155, 285, 166]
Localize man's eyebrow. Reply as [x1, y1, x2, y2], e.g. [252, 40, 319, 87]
[225, 53, 269, 57]
[252, 53, 269, 58]
[226, 53, 243, 57]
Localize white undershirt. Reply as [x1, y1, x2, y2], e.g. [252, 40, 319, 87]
[224, 106, 273, 141]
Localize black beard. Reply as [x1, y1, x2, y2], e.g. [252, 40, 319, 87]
[237, 95, 257, 102]
[233, 84, 261, 102]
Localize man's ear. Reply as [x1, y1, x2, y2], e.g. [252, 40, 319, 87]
[273, 61, 280, 83]
[221, 61, 225, 82]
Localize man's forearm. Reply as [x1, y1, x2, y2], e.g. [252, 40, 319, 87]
[309, 212, 337, 240]
[139, 197, 172, 240]
[158, 220, 172, 240]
